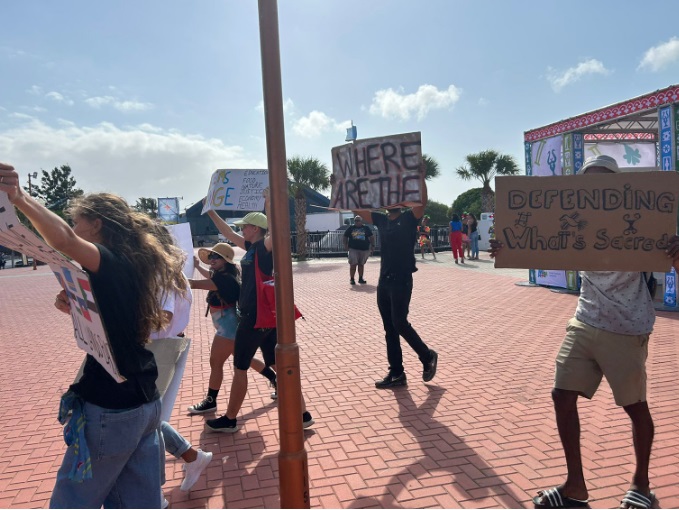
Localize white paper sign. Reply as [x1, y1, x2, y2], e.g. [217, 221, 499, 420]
[165, 223, 194, 278]
[201, 169, 269, 214]
[0, 192, 124, 382]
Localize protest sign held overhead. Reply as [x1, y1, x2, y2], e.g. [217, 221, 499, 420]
[494, 171, 679, 272]
[202, 169, 269, 214]
[330, 131, 425, 210]
[0, 192, 124, 382]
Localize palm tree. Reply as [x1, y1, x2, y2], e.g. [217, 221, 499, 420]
[287, 155, 330, 260]
[455, 150, 520, 212]
[423, 154, 441, 181]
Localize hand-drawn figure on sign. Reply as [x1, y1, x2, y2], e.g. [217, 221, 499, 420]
[559, 213, 587, 231]
[623, 213, 642, 235]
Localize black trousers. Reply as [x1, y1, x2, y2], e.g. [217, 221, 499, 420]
[376, 276, 431, 375]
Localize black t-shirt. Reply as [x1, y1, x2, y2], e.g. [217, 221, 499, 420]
[207, 271, 240, 307]
[70, 244, 159, 409]
[372, 210, 418, 281]
[344, 224, 373, 251]
[239, 239, 273, 316]
[469, 219, 478, 234]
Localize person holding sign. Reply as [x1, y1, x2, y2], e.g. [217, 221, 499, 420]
[202, 190, 314, 433]
[491, 155, 679, 510]
[187, 243, 277, 415]
[0, 163, 174, 508]
[354, 183, 438, 390]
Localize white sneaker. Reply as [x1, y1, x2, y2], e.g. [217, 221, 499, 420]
[162, 497, 169, 509]
[180, 449, 213, 492]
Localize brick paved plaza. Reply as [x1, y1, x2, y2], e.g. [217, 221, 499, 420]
[1, 250, 678, 508]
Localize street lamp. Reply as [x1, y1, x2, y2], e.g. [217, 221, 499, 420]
[27, 172, 38, 270]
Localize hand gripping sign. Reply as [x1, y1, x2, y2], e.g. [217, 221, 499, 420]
[330, 131, 425, 210]
[0, 192, 124, 382]
[201, 169, 269, 214]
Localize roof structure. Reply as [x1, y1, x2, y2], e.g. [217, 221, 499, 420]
[524, 84, 679, 143]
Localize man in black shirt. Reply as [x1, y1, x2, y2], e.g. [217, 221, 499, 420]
[354, 184, 438, 389]
[343, 215, 374, 285]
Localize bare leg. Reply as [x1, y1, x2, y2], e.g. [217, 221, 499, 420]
[358, 264, 365, 280]
[349, 264, 357, 280]
[225, 368, 248, 420]
[620, 401, 654, 507]
[208, 336, 234, 390]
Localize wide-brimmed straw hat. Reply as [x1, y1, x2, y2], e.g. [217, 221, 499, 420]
[198, 243, 235, 264]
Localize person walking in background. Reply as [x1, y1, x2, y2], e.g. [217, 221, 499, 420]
[202, 189, 314, 433]
[461, 213, 471, 259]
[0, 253, 5, 269]
[449, 214, 464, 264]
[354, 183, 438, 390]
[1, 162, 173, 508]
[417, 215, 436, 260]
[187, 243, 277, 415]
[343, 215, 374, 285]
[467, 213, 479, 260]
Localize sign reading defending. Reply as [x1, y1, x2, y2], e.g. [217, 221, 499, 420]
[494, 172, 679, 271]
[202, 169, 268, 214]
[330, 132, 425, 210]
[0, 192, 124, 382]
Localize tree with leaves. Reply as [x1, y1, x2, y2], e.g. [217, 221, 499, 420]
[423, 154, 441, 181]
[134, 198, 158, 219]
[423, 199, 450, 225]
[450, 188, 483, 220]
[455, 150, 519, 212]
[30, 165, 83, 218]
[287, 155, 330, 261]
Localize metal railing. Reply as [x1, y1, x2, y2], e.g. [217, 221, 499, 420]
[292, 226, 451, 259]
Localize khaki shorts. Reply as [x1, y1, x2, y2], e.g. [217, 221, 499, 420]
[554, 317, 649, 407]
[348, 248, 370, 266]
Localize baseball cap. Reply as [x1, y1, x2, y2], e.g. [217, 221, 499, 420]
[580, 154, 620, 174]
[233, 212, 268, 230]
[198, 243, 235, 265]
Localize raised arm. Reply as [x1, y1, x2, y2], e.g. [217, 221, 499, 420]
[192, 255, 212, 278]
[0, 163, 101, 272]
[207, 208, 246, 250]
[188, 278, 217, 291]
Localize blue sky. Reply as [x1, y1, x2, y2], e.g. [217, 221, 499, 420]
[2, 0, 679, 212]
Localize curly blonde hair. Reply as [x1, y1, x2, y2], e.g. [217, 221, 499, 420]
[67, 193, 182, 343]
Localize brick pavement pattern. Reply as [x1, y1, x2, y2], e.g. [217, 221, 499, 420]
[1, 251, 678, 508]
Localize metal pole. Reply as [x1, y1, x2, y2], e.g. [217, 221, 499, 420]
[28, 174, 37, 270]
[257, 1, 309, 508]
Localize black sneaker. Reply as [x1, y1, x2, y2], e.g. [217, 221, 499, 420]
[205, 415, 238, 433]
[350, 279, 356, 285]
[375, 372, 407, 389]
[358, 278, 367, 284]
[187, 396, 216, 414]
[302, 411, 315, 429]
[270, 378, 277, 400]
[423, 350, 438, 382]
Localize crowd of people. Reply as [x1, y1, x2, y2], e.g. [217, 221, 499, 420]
[3, 154, 679, 509]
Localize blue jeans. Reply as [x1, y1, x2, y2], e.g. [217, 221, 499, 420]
[50, 399, 162, 509]
[470, 231, 479, 258]
[160, 421, 191, 459]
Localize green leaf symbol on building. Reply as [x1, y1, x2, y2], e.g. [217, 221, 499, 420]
[623, 144, 641, 165]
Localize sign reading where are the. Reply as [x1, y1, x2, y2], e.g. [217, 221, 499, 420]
[494, 171, 679, 272]
[330, 131, 425, 210]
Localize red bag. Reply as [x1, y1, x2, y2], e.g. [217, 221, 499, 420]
[254, 252, 302, 329]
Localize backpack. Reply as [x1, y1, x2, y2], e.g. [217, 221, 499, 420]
[643, 272, 657, 299]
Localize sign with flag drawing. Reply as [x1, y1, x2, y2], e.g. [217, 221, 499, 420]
[0, 192, 124, 382]
[158, 197, 180, 224]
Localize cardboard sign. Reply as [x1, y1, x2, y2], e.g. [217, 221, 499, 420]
[330, 131, 424, 210]
[494, 171, 679, 271]
[201, 169, 269, 214]
[0, 192, 124, 382]
[165, 223, 194, 278]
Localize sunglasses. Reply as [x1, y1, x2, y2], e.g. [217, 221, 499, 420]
[207, 252, 223, 261]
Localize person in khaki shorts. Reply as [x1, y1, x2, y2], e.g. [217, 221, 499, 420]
[492, 155, 679, 510]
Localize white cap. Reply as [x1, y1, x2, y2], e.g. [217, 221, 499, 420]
[580, 154, 619, 174]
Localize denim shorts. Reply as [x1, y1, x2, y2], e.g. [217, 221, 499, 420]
[211, 307, 238, 339]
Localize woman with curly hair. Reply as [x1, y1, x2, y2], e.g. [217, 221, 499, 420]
[0, 162, 175, 508]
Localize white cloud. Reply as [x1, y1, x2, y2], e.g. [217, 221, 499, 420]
[368, 84, 461, 121]
[85, 95, 153, 112]
[27, 85, 43, 96]
[0, 118, 264, 206]
[638, 37, 679, 72]
[546, 59, 610, 92]
[45, 91, 74, 105]
[292, 110, 349, 139]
